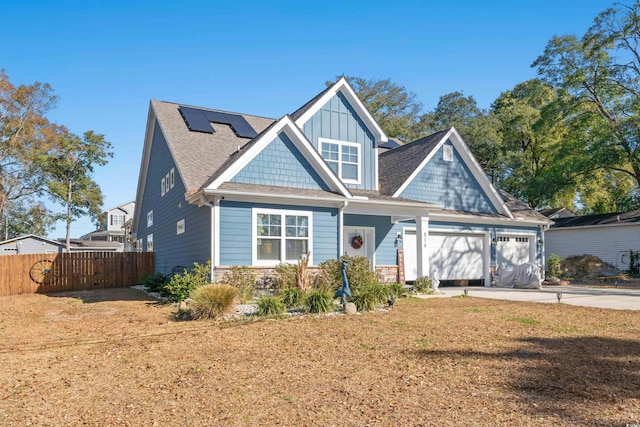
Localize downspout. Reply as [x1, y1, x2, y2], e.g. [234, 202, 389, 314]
[540, 223, 550, 280]
[338, 201, 348, 257]
[200, 194, 216, 282]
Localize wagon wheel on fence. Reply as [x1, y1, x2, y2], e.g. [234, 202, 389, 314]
[29, 259, 61, 285]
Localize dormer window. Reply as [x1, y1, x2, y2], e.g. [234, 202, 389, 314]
[319, 138, 361, 185]
[443, 145, 453, 162]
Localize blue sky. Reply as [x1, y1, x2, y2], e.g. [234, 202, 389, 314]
[0, 0, 614, 239]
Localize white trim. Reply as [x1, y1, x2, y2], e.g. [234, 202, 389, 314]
[176, 219, 185, 235]
[319, 137, 362, 185]
[170, 168, 175, 189]
[343, 225, 376, 269]
[161, 178, 166, 197]
[404, 227, 491, 285]
[392, 127, 513, 219]
[147, 210, 153, 228]
[496, 231, 538, 268]
[213, 199, 220, 267]
[546, 222, 640, 231]
[443, 145, 453, 162]
[206, 116, 352, 198]
[146, 233, 154, 252]
[132, 105, 156, 234]
[251, 208, 314, 266]
[429, 212, 548, 226]
[294, 77, 388, 143]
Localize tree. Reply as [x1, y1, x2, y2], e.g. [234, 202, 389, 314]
[533, 2, 640, 205]
[492, 79, 572, 208]
[332, 76, 423, 142]
[0, 70, 59, 232]
[1, 199, 57, 239]
[44, 130, 112, 251]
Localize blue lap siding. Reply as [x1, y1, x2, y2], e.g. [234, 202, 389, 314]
[219, 201, 338, 266]
[137, 122, 212, 274]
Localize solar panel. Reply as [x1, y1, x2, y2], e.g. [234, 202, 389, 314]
[179, 105, 257, 139]
[225, 114, 257, 138]
[179, 107, 214, 133]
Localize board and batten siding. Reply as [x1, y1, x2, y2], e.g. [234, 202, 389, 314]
[400, 142, 497, 214]
[301, 92, 376, 191]
[137, 122, 211, 274]
[231, 131, 330, 191]
[545, 224, 640, 271]
[219, 201, 338, 266]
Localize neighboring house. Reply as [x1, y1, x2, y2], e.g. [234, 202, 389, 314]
[81, 201, 136, 250]
[544, 210, 640, 272]
[132, 78, 551, 284]
[0, 235, 65, 255]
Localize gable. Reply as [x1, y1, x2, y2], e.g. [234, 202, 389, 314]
[400, 140, 498, 214]
[230, 131, 331, 191]
[300, 92, 376, 191]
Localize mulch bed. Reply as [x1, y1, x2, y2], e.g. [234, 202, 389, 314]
[0, 287, 638, 426]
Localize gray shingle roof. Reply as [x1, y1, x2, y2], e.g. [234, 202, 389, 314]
[290, 83, 335, 121]
[498, 190, 550, 222]
[550, 210, 640, 228]
[378, 129, 449, 195]
[152, 100, 275, 192]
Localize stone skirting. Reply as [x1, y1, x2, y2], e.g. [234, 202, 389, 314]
[375, 265, 400, 284]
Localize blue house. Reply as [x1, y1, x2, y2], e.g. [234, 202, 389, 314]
[132, 78, 551, 285]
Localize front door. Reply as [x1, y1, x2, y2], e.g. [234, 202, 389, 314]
[343, 226, 375, 269]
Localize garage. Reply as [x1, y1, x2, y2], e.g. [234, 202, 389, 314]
[496, 235, 534, 268]
[403, 229, 486, 282]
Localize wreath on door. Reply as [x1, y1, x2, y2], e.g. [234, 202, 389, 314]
[351, 235, 364, 249]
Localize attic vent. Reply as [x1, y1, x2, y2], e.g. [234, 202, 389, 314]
[443, 145, 453, 162]
[178, 106, 257, 138]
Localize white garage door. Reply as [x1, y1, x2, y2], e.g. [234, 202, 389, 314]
[404, 230, 485, 281]
[496, 235, 533, 268]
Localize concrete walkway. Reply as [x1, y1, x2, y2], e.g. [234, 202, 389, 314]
[419, 285, 640, 310]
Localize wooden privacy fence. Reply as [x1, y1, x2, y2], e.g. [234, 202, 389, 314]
[0, 252, 155, 297]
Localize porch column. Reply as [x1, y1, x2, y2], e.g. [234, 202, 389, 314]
[415, 215, 429, 278]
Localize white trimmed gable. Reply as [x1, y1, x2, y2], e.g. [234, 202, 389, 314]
[395, 127, 513, 218]
[206, 116, 353, 198]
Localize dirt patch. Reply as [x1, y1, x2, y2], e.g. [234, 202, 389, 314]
[0, 287, 639, 426]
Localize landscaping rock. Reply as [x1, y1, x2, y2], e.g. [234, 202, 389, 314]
[344, 302, 357, 315]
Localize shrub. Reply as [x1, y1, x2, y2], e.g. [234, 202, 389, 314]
[351, 283, 391, 312]
[275, 263, 297, 289]
[189, 284, 238, 320]
[222, 266, 256, 303]
[310, 270, 332, 292]
[413, 276, 433, 294]
[140, 272, 169, 293]
[256, 295, 286, 317]
[387, 283, 409, 299]
[162, 260, 213, 302]
[548, 253, 562, 279]
[280, 287, 304, 308]
[319, 255, 377, 293]
[304, 289, 333, 314]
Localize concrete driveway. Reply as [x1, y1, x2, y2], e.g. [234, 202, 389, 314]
[422, 285, 640, 310]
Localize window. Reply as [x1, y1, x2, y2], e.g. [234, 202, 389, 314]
[147, 234, 154, 252]
[161, 178, 166, 196]
[253, 209, 312, 265]
[165, 173, 170, 193]
[443, 145, 453, 162]
[3, 248, 17, 253]
[111, 214, 125, 226]
[170, 168, 175, 189]
[319, 138, 361, 184]
[137, 239, 143, 252]
[147, 210, 153, 227]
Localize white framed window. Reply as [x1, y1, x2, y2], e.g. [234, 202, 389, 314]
[147, 210, 153, 227]
[176, 219, 185, 235]
[147, 234, 154, 252]
[443, 145, 454, 162]
[111, 214, 125, 226]
[170, 168, 175, 189]
[161, 178, 166, 196]
[319, 138, 361, 184]
[137, 239, 143, 252]
[252, 208, 313, 265]
[165, 173, 170, 193]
